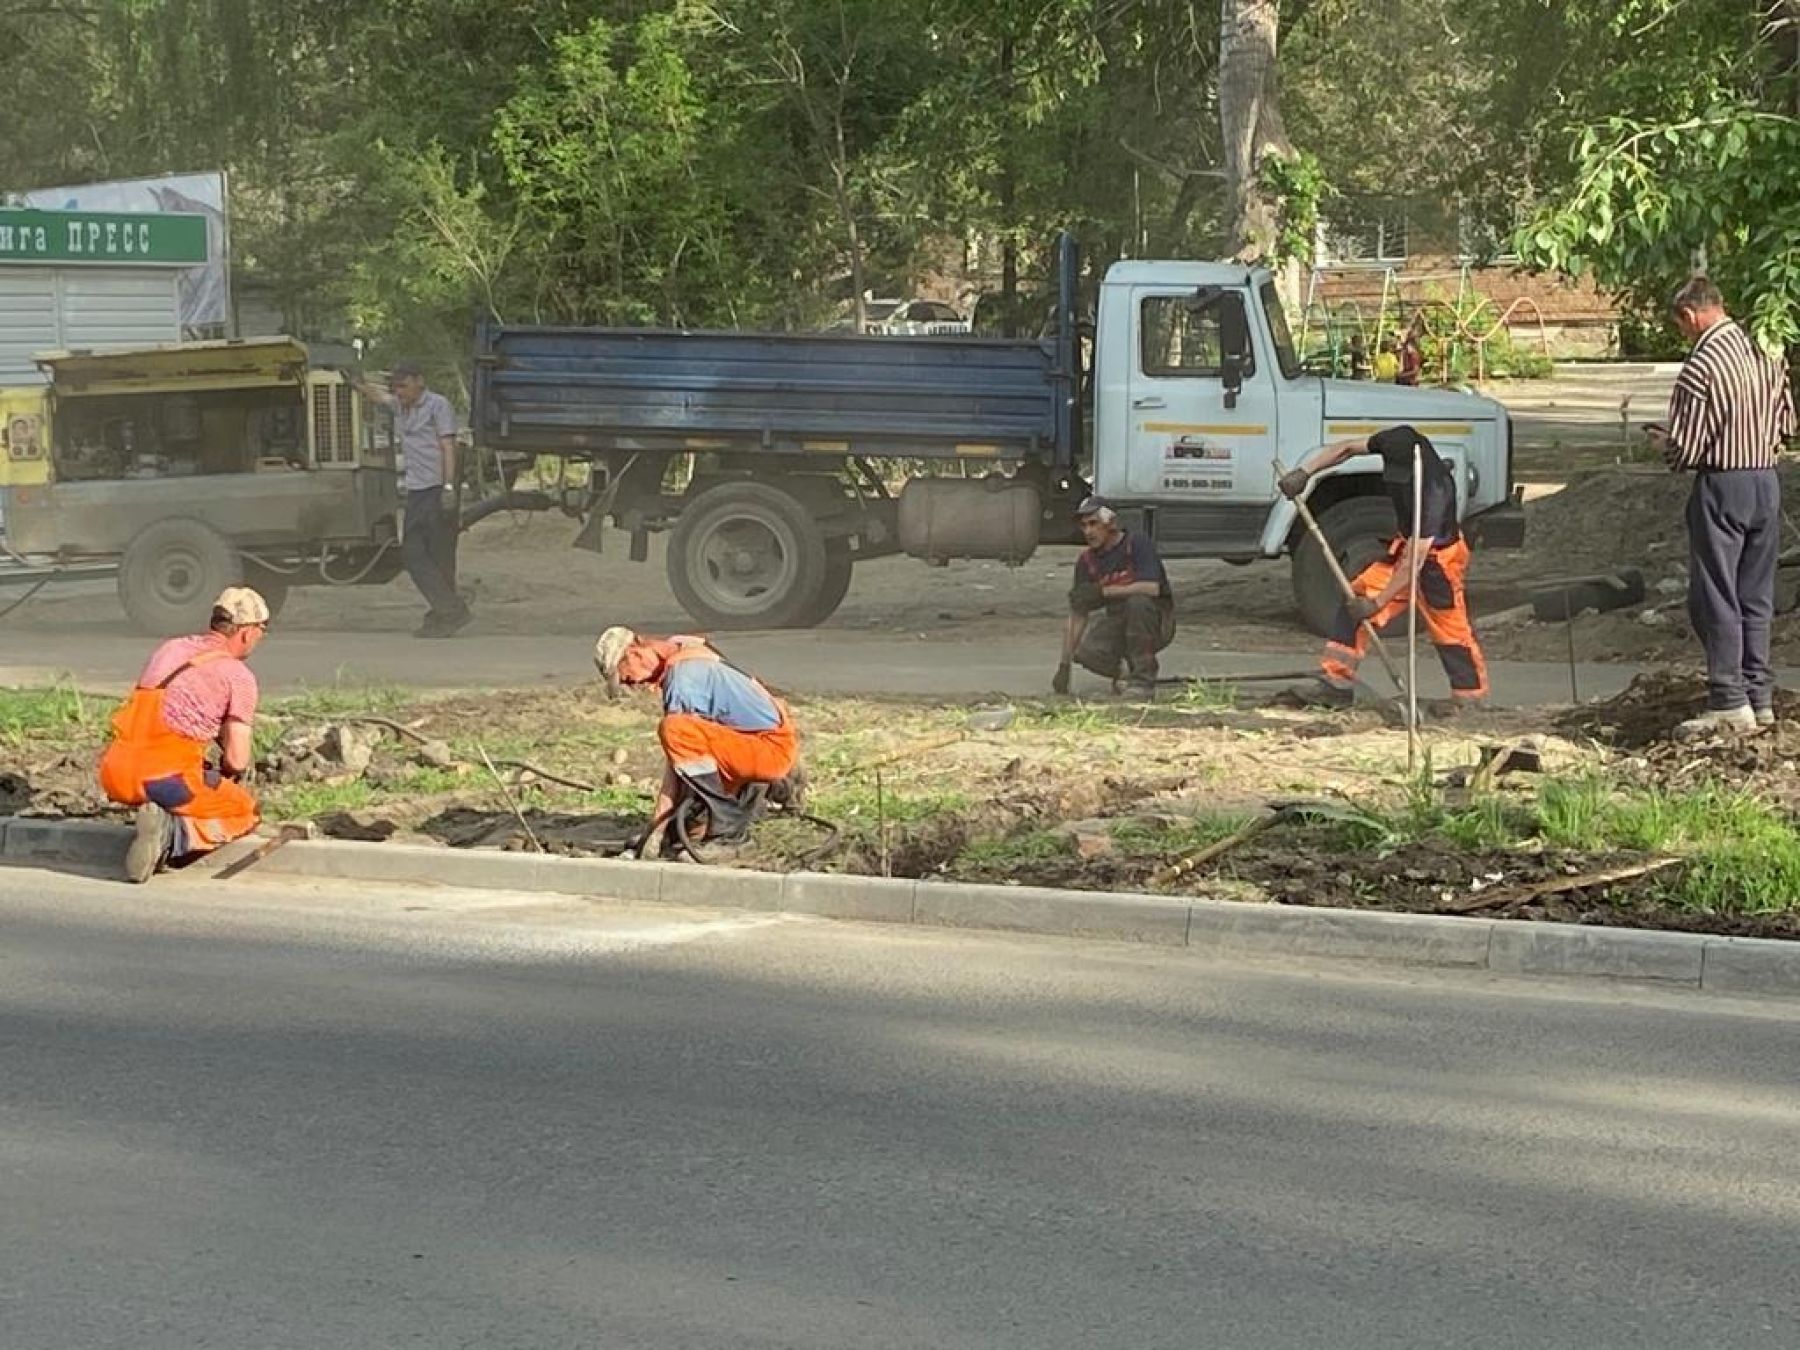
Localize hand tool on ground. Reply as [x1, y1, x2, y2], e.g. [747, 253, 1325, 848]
[1274, 456, 1414, 714]
[1407, 441, 1423, 770]
[212, 823, 313, 880]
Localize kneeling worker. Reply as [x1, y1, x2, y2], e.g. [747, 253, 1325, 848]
[99, 587, 271, 882]
[1054, 496, 1176, 699]
[1279, 424, 1489, 706]
[594, 627, 802, 857]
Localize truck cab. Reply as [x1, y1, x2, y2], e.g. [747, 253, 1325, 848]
[1090, 261, 1522, 631]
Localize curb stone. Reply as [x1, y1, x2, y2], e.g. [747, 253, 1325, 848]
[4, 817, 1797, 999]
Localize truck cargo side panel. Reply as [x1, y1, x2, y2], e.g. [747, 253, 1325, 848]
[475, 328, 1066, 463]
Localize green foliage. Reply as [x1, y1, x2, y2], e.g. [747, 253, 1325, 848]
[1258, 151, 1330, 271]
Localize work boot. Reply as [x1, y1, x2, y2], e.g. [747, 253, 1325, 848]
[1299, 678, 1355, 710]
[418, 606, 473, 639]
[125, 803, 171, 884]
[1675, 705, 1759, 740]
[1122, 679, 1157, 702]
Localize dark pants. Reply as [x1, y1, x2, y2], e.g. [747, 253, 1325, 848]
[1074, 595, 1176, 681]
[1686, 469, 1780, 711]
[403, 487, 464, 621]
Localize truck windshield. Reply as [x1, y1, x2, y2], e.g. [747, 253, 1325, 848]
[1260, 280, 1304, 380]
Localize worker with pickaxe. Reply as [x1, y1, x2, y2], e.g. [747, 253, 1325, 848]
[594, 627, 804, 859]
[1280, 425, 1489, 709]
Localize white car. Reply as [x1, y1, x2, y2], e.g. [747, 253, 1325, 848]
[884, 300, 971, 336]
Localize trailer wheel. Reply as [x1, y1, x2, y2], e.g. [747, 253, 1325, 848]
[1290, 495, 1395, 637]
[667, 481, 828, 630]
[119, 518, 244, 636]
[796, 540, 854, 627]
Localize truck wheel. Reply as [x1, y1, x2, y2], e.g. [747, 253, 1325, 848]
[796, 540, 854, 627]
[119, 519, 245, 636]
[1290, 495, 1396, 637]
[667, 481, 827, 630]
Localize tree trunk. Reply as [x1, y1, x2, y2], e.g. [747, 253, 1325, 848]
[1218, 0, 1292, 264]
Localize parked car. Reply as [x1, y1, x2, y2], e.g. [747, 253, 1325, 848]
[824, 298, 903, 334]
[884, 300, 971, 336]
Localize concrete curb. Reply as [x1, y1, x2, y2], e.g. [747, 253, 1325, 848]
[5, 816, 1797, 999]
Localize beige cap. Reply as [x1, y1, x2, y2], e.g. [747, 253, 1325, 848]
[593, 625, 637, 698]
[214, 586, 271, 626]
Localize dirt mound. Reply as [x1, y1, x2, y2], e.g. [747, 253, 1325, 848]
[1558, 671, 1800, 749]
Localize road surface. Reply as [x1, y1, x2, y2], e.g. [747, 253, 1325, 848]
[1, 864, 1793, 1349]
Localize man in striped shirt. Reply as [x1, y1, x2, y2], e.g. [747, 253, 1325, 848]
[1648, 277, 1795, 737]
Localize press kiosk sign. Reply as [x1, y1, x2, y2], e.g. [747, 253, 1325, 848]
[0, 208, 209, 265]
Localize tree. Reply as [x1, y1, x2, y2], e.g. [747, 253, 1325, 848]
[1218, 0, 1291, 264]
[1514, 0, 1800, 352]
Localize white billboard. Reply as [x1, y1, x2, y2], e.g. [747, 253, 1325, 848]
[12, 170, 231, 337]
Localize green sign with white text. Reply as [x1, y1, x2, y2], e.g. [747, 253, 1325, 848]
[0, 208, 208, 266]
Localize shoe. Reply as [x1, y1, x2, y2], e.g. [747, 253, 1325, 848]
[1675, 705, 1758, 740]
[125, 803, 170, 883]
[1755, 706, 1775, 728]
[1300, 678, 1355, 709]
[414, 607, 472, 639]
[1122, 680, 1157, 702]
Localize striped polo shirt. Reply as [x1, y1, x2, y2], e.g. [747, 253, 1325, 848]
[1664, 318, 1795, 472]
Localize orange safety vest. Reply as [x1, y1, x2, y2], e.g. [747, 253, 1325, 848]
[97, 650, 232, 805]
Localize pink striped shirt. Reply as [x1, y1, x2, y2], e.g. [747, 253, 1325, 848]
[137, 634, 259, 742]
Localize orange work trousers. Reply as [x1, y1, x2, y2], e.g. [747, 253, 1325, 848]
[97, 686, 260, 860]
[1321, 537, 1489, 699]
[657, 710, 799, 794]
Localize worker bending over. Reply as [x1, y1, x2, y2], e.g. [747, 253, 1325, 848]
[594, 627, 803, 857]
[99, 587, 271, 882]
[1280, 425, 1489, 707]
[1054, 495, 1176, 700]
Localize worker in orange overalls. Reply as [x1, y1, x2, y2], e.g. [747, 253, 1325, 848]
[98, 587, 271, 882]
[1279, 424, 1489, 708]
[594, 626, 803, 858]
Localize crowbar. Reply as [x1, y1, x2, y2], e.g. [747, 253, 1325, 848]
[213, 823, 313, 880]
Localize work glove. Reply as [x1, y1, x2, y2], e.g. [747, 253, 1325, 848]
[1052, 660, 1072, 695]
[1346, 595, 1381, 624]
[1277, 467, 1311, 500]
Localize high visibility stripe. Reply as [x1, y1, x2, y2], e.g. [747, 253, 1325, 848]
[1142, 422, 1269, 435]
[1326, 421, 1473, 436]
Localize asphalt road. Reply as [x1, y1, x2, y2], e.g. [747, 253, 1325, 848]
[2, 864, 1794, 1349]
[0, 619, 1676, 705]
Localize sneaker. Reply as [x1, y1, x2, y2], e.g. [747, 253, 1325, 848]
[1675, 705, 1759, 740]
[125, 803, 170, 883]
[1755, 706, 1776, 728]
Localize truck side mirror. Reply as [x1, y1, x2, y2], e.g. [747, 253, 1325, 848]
[1219, 303, 1250, 409]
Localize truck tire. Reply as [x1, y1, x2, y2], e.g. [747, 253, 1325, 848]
[796, 540, 854, 627]
[667, 481, 828, 630]
[119, 519, 245, 636]
[1290, 495, 1396, 637]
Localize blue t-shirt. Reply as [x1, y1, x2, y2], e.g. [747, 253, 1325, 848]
[663, 658, 782, 732]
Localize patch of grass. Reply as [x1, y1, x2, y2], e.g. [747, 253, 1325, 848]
[1536, 775, 1612, 849]
[1022, 702, 1117, 733]
[0, 684, 95, 749]
[957, 829, 1070, 871]
[266, 682, 410, 721]
[1438, 794, 1532, 851]
[813, 784, 970, 825]
[264, 779, 382, 818]
[1111, 813, 1251, 859]
[1171, 679, 1238, 713]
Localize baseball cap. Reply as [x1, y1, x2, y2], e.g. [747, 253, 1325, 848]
[593, 625, 637, 698]
[389, 359, 424, 380]
[214, 586, 271, 626]
[1073, 495, 1115, 520]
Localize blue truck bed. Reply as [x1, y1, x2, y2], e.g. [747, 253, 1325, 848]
[471, 324, 1076, 466]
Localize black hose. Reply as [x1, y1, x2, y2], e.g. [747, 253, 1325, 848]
[0, 575, 53, 623]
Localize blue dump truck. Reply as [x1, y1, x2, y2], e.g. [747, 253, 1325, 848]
[473, 237, 1524, 634]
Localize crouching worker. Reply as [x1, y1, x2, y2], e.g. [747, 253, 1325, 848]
[98, 587, 270, 882]
[1279, 424, 1489, 708]
[593, 627, 803, 858]
[1054, 496, 1176, 700]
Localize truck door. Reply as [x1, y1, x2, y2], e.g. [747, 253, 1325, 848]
[1122, 286, 1280, 550]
